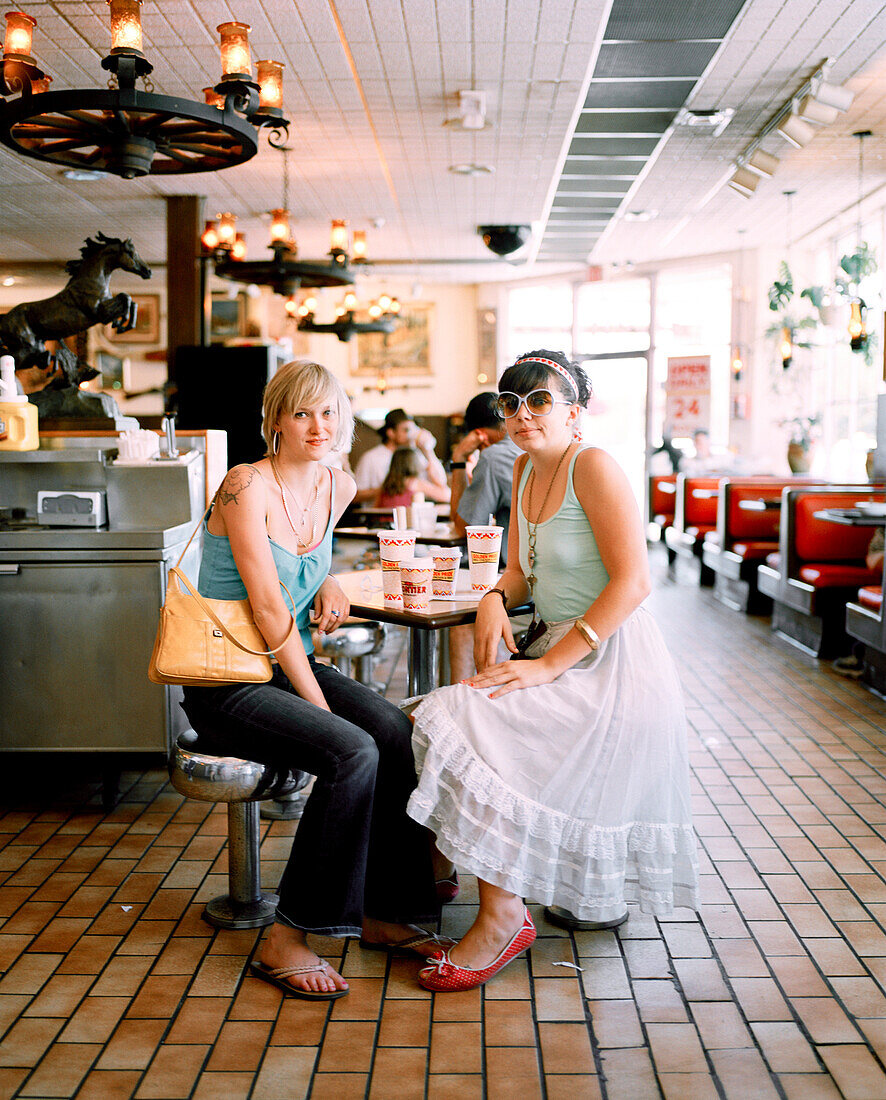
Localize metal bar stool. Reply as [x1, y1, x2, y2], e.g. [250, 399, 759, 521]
[168, 730, 307, 929]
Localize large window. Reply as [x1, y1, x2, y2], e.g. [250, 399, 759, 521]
[808, 218, 881, 481]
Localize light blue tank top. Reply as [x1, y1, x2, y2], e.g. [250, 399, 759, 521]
[197, 470, 335, 656]
[517, 448, 610, 622]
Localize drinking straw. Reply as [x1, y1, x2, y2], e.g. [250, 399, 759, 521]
[489, 513, 495, 524]
[394, 506, 406, 531]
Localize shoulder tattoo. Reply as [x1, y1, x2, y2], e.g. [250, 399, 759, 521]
[218, 465, 257, 506]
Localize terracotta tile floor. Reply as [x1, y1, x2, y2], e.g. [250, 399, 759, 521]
[2, 550, 886, 1098]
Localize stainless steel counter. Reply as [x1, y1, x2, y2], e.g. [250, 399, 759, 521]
[0, 440, 213, 762]
[0, 520, 193, 553]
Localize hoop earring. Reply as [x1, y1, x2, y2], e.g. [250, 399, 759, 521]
[272, 431, 280, 456]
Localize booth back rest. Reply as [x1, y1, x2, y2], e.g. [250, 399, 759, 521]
[725, 479, 822, 540]
[683, 478, 721, 527]
[795, 492, 884, 561]
[650, 475, 677, 519]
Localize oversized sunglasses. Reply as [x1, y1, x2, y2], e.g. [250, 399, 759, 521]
[496, 389, 573, 419]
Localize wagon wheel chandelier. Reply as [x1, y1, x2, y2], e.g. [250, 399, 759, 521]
[0, 3, 289, 180]
[209, 146, 358, 297]
[207, 144, 401, 341]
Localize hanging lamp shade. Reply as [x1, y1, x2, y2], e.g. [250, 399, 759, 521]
[218, 21, 252, 78]
[256, 60, 284, 111]
[3, 11, 36, 59]
[108, 0, 144, 54]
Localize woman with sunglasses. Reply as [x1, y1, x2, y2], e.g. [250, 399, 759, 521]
[406, 349, 698, 992]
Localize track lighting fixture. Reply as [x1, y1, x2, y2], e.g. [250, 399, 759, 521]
[727, 167, 758, 198]
[776, 114, 816, 148]
[796, 93, 840, 126]
[747, 150, 779, 177]
[723, 59, 853, 201]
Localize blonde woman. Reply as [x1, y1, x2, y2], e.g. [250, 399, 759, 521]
[182, 360, 448, 1000]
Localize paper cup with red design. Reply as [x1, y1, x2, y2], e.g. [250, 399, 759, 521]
[432, 548, 462, 598]
[378, 531, 417, 606]
[399, 559, 433, 611]
[466, 525, 503, 592]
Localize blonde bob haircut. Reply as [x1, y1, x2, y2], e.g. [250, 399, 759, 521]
[261, 359, 354, 455]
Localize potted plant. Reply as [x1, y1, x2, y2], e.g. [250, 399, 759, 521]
[780, 415, 820, 474]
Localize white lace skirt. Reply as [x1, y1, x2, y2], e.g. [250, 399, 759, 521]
[407, 606, 699, 920]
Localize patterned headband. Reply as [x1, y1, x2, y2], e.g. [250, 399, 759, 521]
[514, 356, 579, 401]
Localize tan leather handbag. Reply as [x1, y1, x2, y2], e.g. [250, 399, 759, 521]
[148, 500, 295, 688]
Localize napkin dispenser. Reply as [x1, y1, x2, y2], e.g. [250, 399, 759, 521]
[37, 490, 107, 527]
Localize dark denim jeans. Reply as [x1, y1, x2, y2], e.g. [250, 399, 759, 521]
[181, 659, 437, 937]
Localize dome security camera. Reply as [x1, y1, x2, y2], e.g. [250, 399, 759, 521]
[478, 224, 531, 256]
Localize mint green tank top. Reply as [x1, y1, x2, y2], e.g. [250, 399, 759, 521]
[197, 469, 335, 656]
[517, 448, 610, 622]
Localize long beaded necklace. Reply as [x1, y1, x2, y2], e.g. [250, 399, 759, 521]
[525, 442, 573, 620]
[270, 457, 320, 549]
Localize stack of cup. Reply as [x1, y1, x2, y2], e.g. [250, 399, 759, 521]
[432, 548, 462, 598]
[400, 558, 433, 611]
[378, 530, 417, 606]
[466, 525, 503, 593]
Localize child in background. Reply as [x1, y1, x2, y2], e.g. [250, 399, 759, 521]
[376, 446, 450, 507]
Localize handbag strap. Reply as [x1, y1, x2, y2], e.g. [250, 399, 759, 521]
[171, 566, 297, 656]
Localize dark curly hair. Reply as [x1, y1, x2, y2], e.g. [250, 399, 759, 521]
[498, 349, 591, 406]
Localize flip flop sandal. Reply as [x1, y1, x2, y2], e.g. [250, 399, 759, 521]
[359, 929, 455, 958]
[249, 959, 348, 1000]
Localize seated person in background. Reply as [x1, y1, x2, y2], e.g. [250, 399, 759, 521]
[376, 446, 451, 507]
[449, 392, 524, 682]
[353, 407, 448, 503]
[679, 428, 738, 476]
[833, 526, 885, 678]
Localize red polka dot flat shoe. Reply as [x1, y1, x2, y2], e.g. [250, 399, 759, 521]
[417, 908, 536, 992]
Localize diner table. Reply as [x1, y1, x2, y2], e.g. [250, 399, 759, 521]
[333, 522, 465, 547]
[332, 567, 482, 695]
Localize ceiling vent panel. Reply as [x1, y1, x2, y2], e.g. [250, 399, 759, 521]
[568, 138, 661, 156]
[583, 80, 697, 110]
[603, 0, 749, 42]
[562, 160, 644, 177]
[575, 111, 676, 134]
[594, 41, 719, 80]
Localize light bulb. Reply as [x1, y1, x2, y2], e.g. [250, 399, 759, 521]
[231, 233, 247, 261]
[343, 291, 358, 312]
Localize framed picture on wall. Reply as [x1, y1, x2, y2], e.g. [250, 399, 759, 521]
[103, 293, 160, 343]
[354, 303, 432, 377]
[96, 349, 130, 392]
[210, 293, 246, 341]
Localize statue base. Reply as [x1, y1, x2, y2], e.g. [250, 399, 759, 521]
[29, 386, 139, 431]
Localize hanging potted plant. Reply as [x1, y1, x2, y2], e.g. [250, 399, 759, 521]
[780, 415, 820, 474]
[835, 241, 878, 364]
[764, 262, 819, 369]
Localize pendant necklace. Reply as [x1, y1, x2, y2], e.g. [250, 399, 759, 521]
[525, 442, 572, 621]
[270, 457, 320, 549]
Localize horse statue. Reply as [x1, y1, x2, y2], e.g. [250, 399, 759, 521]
[0, 232, 152, 387]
